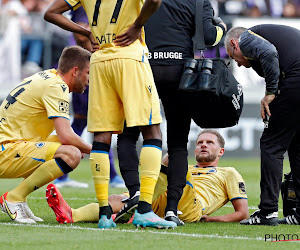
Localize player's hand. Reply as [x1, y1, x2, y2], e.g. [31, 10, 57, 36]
[261, 94, 275, 119]
[81, 153, 85, 159]
[114, 23, 143, 47]
[200, 215, 210, 222]
[87, 32, 99, 52]
[91, 41, 99, 52]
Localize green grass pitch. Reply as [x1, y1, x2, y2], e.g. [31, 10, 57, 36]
[0, 157, 299, 249]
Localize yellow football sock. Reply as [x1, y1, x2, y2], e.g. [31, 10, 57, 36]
[90, 152, 110, 207]
[72, 203, 99, 222]
[139, 146, 162, 204]
[7, 159, 64, 202]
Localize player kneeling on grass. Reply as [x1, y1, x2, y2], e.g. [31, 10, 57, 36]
[46, 130, 249, 225]
[0, 46, 92, 224]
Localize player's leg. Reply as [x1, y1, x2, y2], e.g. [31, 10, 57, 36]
[46, 183, 127, 224]
[87, 60, 124, 228]
[119, 60, 176, 228]
[46, 183, 99, 223]
[114, 125, 140, 223]
[138, 124, 162, 212]
[90, 132, 116, 228]
[7, 144, 80, 201]
[0, 141, 81, 223]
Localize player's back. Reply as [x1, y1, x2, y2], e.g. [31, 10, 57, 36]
[0, 69, 69, 143]
[66, 0, 148, 62]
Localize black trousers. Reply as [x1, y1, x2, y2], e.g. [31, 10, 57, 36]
[152, 64, 191, 208]
[259, 87, 300, 215]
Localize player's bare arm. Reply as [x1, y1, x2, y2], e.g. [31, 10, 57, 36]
[53, 117, 92, 154]
[44, 0, 96, 46]
[114, 0, 162, 47]
[200, 199, 249, 222]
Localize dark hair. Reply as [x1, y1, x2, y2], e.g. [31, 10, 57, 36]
[58, 46, 91, 73]
[197, 129, 225, 148]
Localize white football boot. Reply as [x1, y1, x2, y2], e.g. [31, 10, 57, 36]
[0, 192, 36, 223]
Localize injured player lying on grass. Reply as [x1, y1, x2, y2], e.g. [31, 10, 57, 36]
[46, 130, 249, 226]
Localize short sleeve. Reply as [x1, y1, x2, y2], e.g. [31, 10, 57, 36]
[224, 167, 247, 200]
[42, 83, 70, 120]
[65, 0, 82, 11]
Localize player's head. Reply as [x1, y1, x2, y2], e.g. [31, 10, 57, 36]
[195, 130, 225, 164]
[224, 27, 251, 68]
[58, 46, 91, 94]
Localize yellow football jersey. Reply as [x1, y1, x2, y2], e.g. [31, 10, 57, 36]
[152, 165, 247, 222]
[190, 165, 247, 217]
[0, 69, 70, 143]
[65, 0, 149, 63]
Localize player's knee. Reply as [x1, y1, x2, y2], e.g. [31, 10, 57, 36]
[61, 146, 81, 169]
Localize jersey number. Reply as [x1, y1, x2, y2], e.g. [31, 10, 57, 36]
[4, 80, 32, 110]
[92, 0, 124, 26]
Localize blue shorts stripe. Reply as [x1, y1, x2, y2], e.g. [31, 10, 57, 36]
[186, 180, 193, 189]
[32, 157, 45, 163]
[149, 109, 153, 125]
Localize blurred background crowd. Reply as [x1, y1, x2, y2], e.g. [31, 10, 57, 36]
[1, 0, 300, 81]
[1, 0, 300, 157]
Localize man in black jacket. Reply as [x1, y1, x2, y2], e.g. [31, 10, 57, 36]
[116, 0, 226, 226]
[225, 25, 300, 226]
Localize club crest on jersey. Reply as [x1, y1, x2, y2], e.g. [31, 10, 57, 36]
[35, 142, 45, 148]
[207, 168, 217, 173]
[239, 182, 246, 194]
[59, 100, 69, 113]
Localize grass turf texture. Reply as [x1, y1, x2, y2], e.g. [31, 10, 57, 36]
[1, 158, 299, 249]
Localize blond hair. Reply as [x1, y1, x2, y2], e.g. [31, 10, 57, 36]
[197, 129, 225, 148]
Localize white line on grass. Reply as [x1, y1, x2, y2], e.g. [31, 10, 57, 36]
[0, 222, 263, 241]
[223, 204, 283, 212]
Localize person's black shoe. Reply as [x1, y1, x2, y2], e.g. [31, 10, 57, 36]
[240, 210, 278, 226]
[165, 211, 184, 226]
[114, 191, 139, 223]
[279, 212, 300, 225]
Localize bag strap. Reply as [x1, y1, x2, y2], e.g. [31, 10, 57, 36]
[195, 0, 220, 58]
[195, 0, 205, 51]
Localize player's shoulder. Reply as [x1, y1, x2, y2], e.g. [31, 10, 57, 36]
[217, 166, 240, 176]
[43, 70, 69, 92]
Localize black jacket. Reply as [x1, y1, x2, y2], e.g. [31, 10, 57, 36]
[144, 0, 224, 65]
[239, 24, 300, 93]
